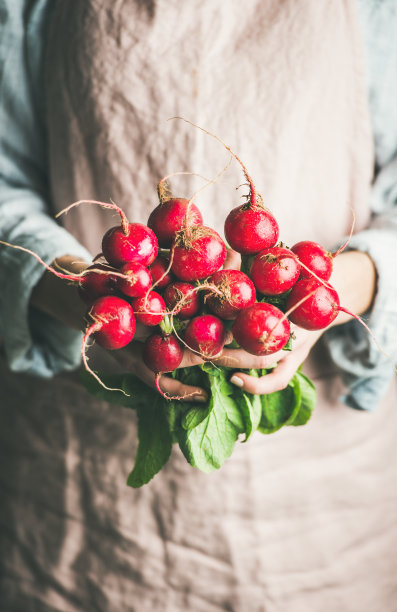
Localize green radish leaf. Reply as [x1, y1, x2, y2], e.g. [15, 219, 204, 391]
[233, 370, 262, 441]
[200, 362, 222, 377]
[240, 254, 254, 276]
[289, 371, 316, 426]
[81, 369, 173, 487]
[178, 373, 244, 472]
[122, 373, 156, 397]
[172, 365, 208, 389]
[259, 293, 288, 311]
[127, 397, 173, 488]
[181, 405, 208, 430]
[225, 338, 241, 349]
[82, 357, 318, 483]
[80, 370, 137, 408]
[284, 375, 303, 425]
[164, 401, 185, 439]
[282, 335, 294, 351]
[239, 392, 262, 441]
[171, 317, 188, 335]
[258, 376, 302, 433]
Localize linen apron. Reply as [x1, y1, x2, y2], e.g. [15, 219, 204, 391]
[1, 1, 397, 611]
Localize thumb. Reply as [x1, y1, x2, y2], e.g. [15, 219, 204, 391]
[223, 248, 241, 270]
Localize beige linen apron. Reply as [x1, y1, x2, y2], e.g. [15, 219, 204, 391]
[1, 1, 397, 611]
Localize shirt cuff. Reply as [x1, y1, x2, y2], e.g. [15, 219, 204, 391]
[324, 227, 397, 411]
[1, 217, 92, 377]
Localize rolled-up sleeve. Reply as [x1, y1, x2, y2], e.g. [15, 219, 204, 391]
[324, 0, 397, 411]
[325, 161, 397, 410]
[0, 0, 91, 377]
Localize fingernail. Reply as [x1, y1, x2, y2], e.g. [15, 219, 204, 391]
[194, 391, 208, 403]
[230, 375, 244, 388]
[225, 331, 233, 345]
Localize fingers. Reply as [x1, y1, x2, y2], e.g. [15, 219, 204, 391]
[215, 347, 284, 370]
[156, 375, 208, 402]
[133, 321, 154, 342]
[229, 358, 299, 394]
[180, 348, 206, 368]
[135, 358, 208, 402]
[113, 342, 208, 402]
[223, 248, 241, 270]
[134, 359, 208, 402]
[224, 330, 234, 345]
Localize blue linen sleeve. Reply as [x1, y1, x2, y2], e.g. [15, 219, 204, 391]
[0, 0, 92, 377]
[324, 163, 397, 411]
[324, 0, 397, 411]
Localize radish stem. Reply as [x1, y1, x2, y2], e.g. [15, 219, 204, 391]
[56, 199, 130, 235]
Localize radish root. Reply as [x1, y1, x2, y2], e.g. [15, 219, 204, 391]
[0, 240, 85, 282]
[170, 116, 258, 206]
[262, 288, 319, 352]
[332, 207, 356, 258]
[157, 171, 222, 205]
[154, 373, 205, 401]
[149, 247, 175, 296]
[56, 199, 130, 235]
[182, 153, 233, 230]
[338, 306, 397, 372]
[81, 323, 130, 396]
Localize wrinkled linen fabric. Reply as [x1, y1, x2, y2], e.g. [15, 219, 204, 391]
[1, 357, 397, 612]
[1, 1, 397, 612]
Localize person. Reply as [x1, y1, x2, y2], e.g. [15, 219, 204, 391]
[1, 1, 396, 610]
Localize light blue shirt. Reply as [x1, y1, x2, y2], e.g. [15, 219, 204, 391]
[325, 0, 397, 409]
[0, 0, 91, 376]
[0, 0, 396, 409]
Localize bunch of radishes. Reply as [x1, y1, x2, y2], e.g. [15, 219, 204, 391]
[70, 136, 347, 399]
[0, 120, 356, 399]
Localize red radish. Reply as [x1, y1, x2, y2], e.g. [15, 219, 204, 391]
[102, 222, 158, 268]
[143, 333, 183, 373]
[148, 256, 174, 289]
[205, 269, 256, 320]
[286, 278, 340, 330]
[80, 295, 136, 394]
[171, 225, 226, 281]
[250, 246, 301, 295]
[224, 205, 279, 255]
[164, 281, 200, 319]
[184, 314, 227, 359]
[57, 200, 158, 268]
[291, 241, 333, 281]
[118, 261, 152, 298]
[232, 303, 290, 356]
[148, 198, 203, 248]
[131, 291, 166, 326]
[142, 333, 204, 402]
[78, 264, 120, 304]
[172, 117, 279, 255]
[85, 296, 136, 350]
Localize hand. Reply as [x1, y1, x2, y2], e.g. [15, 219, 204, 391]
[113, 339, 210, 402]
[215, 326, 322, 394]
[212, 247, 377, 395]
[30, 255, 89, 330]
[31, 248, 376, 402]
[109, 248, 242, 402]
[31, 255, 212, 402]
